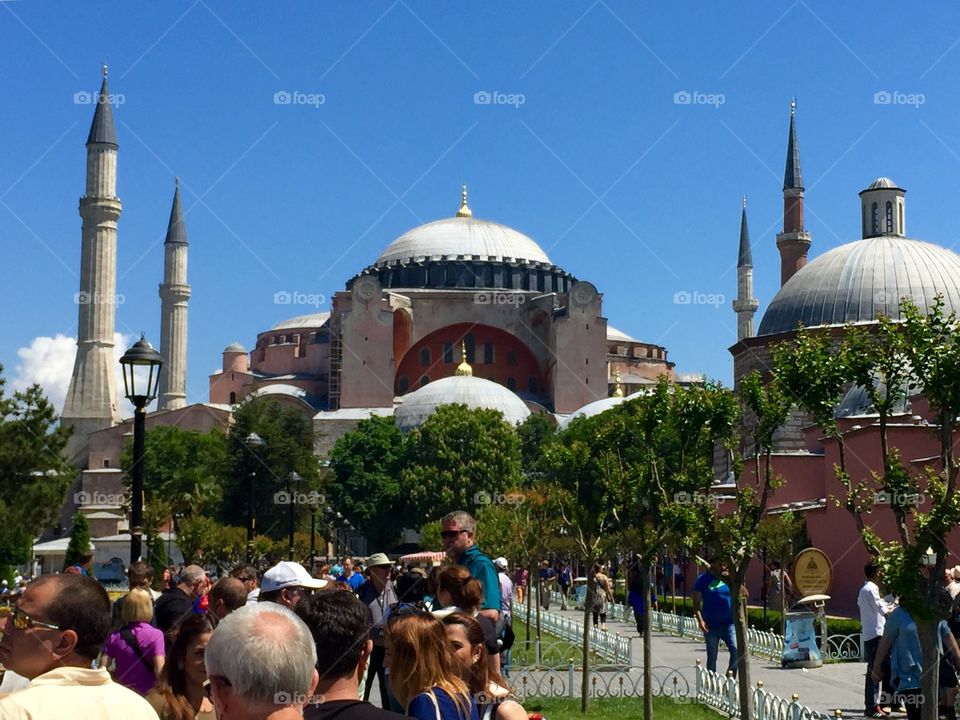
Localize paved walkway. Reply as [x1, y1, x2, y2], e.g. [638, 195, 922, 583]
[520, 604, 868, 717]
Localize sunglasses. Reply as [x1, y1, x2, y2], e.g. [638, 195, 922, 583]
[440, 530, 467, 539]
[0, 606, 63, 631]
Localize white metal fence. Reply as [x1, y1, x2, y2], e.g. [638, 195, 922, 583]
[512, 599, 632, 665]
[696, 663, 834, 720]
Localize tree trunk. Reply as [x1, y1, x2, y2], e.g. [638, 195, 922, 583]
[917, 616, 940, 720]
[643, 561, 653, 720]
[535, 568, 542, 645]
[525, 562, 532, 652]
[581, 570, 594, 713]
[732, 581, 755, 720]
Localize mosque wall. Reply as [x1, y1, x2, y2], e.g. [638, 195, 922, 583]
[333, 281, 395, 409]
[549, 282, 608, 414]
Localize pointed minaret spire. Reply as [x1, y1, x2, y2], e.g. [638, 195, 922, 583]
[157, 178, 191, 412]
[776, 99, 811, 287]
[86, 64, 118, 147]
[733, 196, 759, 342]
[63, 67, 123, 461]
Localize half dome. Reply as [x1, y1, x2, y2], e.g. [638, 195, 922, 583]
[374, 217, 551, 266]
[758, 236, 960, 336]
[394, 375, 531, 431]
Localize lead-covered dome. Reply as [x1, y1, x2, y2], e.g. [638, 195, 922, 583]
[758, 236, 960, 336]
[394, 375, 531, 431]
[374, 216, 550, 266]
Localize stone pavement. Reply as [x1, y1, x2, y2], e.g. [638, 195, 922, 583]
[525, 603, 869, 717]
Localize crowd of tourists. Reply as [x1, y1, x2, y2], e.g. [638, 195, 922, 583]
[0, 510, 523, 720]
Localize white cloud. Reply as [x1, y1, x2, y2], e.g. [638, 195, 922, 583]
[12, 333, 133, 413]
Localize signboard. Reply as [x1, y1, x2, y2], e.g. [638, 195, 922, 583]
[792, 548, 832, 597]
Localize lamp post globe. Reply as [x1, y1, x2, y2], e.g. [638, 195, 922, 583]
[119, 334, 164, 564]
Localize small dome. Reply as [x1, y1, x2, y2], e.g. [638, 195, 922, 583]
[374, 217, 551, 266]
[224, 342, 246, 353]
[394, 376, 531, 431]
[864, 177, 900, 191]
[835, 375, 912, 418]
[270, 312, 330, 331]
[557, 390, 650, 430]
[758, 236, 960, 336]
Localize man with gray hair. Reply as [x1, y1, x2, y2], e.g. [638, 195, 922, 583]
[206, 602, 319, 720]
[155, 564, 208, 632]
[440, 510, 500, 623]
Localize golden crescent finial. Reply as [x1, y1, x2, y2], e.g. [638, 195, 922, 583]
[456, 184, 473, 218]
[790, 97, 796, 116]
[742, 194, 747, 209]
[455, 340, 473, 376]
[612, 369, 624, 398]
[102, 63, 108, 79]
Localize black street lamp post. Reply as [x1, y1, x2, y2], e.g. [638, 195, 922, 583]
[287, 471, 302, 560]
[119, 335, 164, 565]
[244, 432, 265, 563]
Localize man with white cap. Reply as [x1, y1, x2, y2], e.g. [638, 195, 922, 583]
[259, 561, 328, 609]
[494, 557, 515, 676]
[359, 553, 397, 708]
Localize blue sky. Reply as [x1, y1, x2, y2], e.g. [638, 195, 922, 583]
[4, 1, 960, 411]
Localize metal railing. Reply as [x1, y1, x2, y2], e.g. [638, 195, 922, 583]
[512, 599, 632, 665]
[510, 664, 692, 700]
[696, 663, 834, 720]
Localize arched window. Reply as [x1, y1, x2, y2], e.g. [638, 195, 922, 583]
[507, 377, 517, 391]
[871, 202, 879, 235]
[899, 202, 904, 234]
[507, 351, 517, 367]
[528, 377, 538, 394]
[483, 343, 494, 364]
[420, 347, 431, 366]
[229, 391, 237, 404]
[886, 201, 893, 234]
[464, 335, 475, 363]
[398, 376, 409, 394]
[419, 376, 429, 388]
[443, 343, 453, 363]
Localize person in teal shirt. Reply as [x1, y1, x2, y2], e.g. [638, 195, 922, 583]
[440, 511, 501, 623]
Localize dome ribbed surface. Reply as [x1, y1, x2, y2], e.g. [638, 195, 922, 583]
[394, 375, 530, 431]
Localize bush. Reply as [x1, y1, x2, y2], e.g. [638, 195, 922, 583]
[656, 595, 860, 636]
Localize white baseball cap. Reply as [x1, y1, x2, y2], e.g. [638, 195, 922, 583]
[494, 557, 508, 569]
[261, 561, 328, 594]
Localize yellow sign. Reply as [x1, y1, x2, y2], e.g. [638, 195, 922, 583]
[792, 548, 832, 596]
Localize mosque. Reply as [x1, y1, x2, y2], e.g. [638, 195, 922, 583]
[58, 69, 685, 546]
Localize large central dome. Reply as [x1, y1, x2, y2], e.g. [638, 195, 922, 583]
[374, 216, 551, 266]
[758, 235, 960, 336]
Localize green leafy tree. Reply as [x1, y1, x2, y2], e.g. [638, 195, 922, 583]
[221, 399, 321, 541]
[0, 369, 73, 566]
[121, 426, 228, 520]
[401, 404, 522, 525]
[327, 415, 409, 549]
[64, 513, 91, 569]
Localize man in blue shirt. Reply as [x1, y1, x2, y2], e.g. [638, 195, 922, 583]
[692, 557, 738, 677]
[440, 510, 500, 623]
[337, 558, 365, 592]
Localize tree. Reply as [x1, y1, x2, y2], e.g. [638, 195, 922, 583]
[777, 299, 960, 720]
[0, 368, 73, 564]
[221, 399, 322, 541]
[121, 426, 228, 520]
[327, 415, 409, 549]
[64, 513, 91, 569]
[401, 404, 522, 525]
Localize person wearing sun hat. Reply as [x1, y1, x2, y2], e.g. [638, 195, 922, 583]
[358, 553, 398, 708]
[259, 561, 328, 609]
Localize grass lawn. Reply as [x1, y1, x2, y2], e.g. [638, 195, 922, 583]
[511, 612, 605, 667]
[523, 697, 719, 720]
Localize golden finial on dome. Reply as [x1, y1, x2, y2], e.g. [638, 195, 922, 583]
[742, 194, 747, 209]
[790, 97, 796, 117]
[456, 184, 473, 218]
[455, 340, 473, 376]
[612, 369, 624, 398]
[102, 63, 108, 78]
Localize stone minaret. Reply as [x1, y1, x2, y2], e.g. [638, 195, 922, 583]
[732, 196, 759, 341]
[775, 99, 811, 286]
[62, 65, 122, 457]
[157, 179, 190, 411]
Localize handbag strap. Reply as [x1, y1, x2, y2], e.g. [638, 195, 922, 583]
[119, 626, 155, 677]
